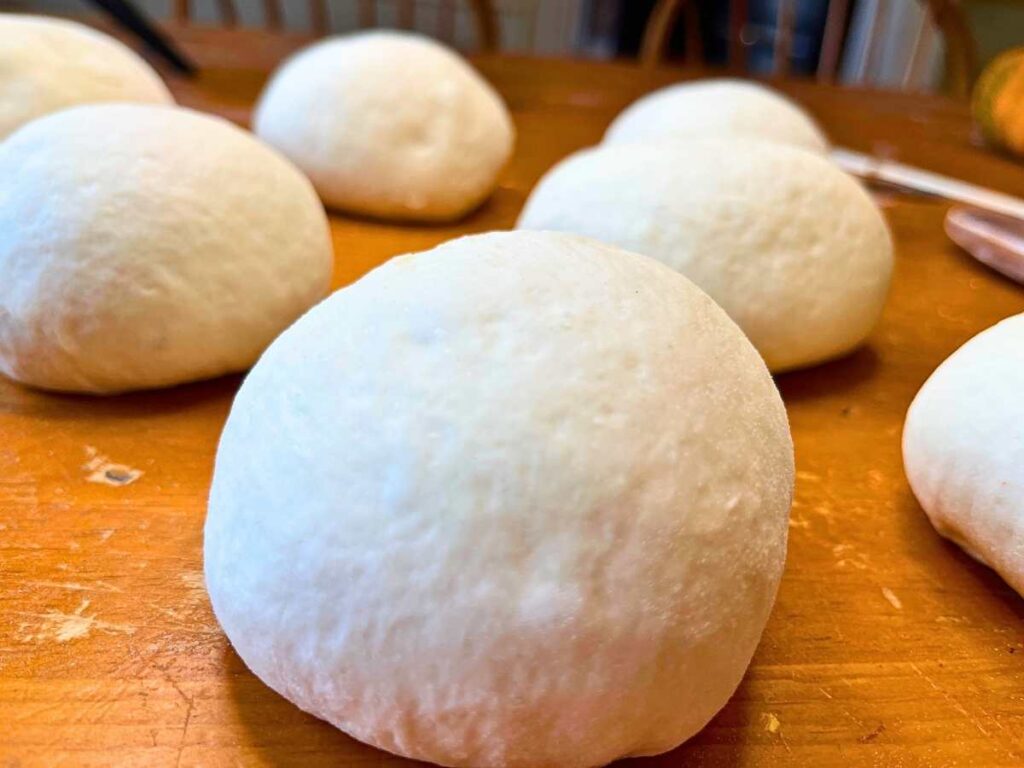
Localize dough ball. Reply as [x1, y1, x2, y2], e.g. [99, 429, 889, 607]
[0, 104, 333, 394]
[517, 140, 893, 372]
[0, 14, 173, 139]
[604, 78, 828, 153]
[903, 313, 1024, 595]
[205, 230, 794, 768]
[253, 31, 514, 222]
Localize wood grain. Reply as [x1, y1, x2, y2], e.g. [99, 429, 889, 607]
[3, 23, 1024, 768]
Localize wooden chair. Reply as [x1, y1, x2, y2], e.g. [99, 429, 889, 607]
[640, 0, 978, 99]
[171, 0, 499, 51]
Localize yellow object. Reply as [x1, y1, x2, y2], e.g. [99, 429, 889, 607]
[973, 47, 1024, 158]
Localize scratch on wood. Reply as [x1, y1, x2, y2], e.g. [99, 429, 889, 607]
[17, 598, 136, 643]
[25, 580, 122, 593]
[180, 571, 205, 592]
[833, 543, 870, 570]
[831, 621, 847, 641]
[813, 504, 834, 519]
[977, 704, 1007, 734]
[839, 704, 867, 730]
[82, 445, 143, 487]
[881, 587, 903, 610]
[910, 662, 990, 737]
[858, 723, 886, 743]
[168, 678, 195, 768]
[760, 712, 792, 753]
[148, 603, 185, 621]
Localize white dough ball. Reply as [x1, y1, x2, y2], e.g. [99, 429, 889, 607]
[903, 313, 1024, 596]
[517, 140, 893, 372]
[0, 104, 333, 394]
[205, 231, 794, 768]
[253, 31, 514, 222]
[604, 78, 828, 153]
[0, 14, 173, 140]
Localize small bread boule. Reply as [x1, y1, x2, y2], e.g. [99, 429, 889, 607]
[518, 139, 893, 372]
[604, 78, 828, 152]
[903, 313, 1024, 596]
[253, 31, 515, 222]
[0, 104, 333, 394]
[0, 14, 173, 139]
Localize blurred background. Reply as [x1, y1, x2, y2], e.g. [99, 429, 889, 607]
[1, 0, 1022, 97]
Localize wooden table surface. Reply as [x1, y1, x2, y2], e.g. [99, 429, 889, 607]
[3, 23, 1024, 768]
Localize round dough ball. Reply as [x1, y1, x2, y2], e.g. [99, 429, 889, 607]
[604, 78, 828, 153]
[517, 140, 893, 372]
[0, 14, 173, 140]
[903, 313, 1024, 595]
[253, 31, 515, 222]
[205, 230, 794, 768]
[0, 104, 333, 394]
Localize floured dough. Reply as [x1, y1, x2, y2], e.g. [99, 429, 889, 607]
[253, 31, 514, 222]
[0, 14, 173, 139]
[903, 313, 1024, 595]
[205, 230, 794, 768]
[517, 139, 892, 372]
[604, 78, 828, 152]
[0, 104, 333, 394]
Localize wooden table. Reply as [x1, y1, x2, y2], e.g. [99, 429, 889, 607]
[3, 23, 1024, 768]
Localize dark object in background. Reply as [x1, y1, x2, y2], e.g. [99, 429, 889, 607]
[734, 0, 831, 75]
[603, 0, 834, 75]
[86, 0, 196, 74]
[610, 0, 658, 57]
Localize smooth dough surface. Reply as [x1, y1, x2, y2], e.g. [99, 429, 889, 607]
[0, 104, 333, 394]
[0, 14, 173, 139]
[253, 31, 514, 222]
[903, 313, 1024, 595]
[517, 140, 893, 372]
[604, 78, 828, 152]
[205, 230, 794, 768]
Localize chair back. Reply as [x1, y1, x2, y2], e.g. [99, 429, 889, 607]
[640, 0, 977, 98]
[172, 0, 498, 50]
